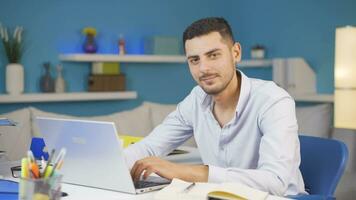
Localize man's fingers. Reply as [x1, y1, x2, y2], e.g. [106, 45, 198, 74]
[143, 167, 155, 180]
[131, 158, 148, 180]
[132, 165, 144, 182]
[130, 157, 161, 182]
[133, 161, 150, 182]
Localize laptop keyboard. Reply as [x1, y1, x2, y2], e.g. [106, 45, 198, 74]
[134, 180, 167, 189]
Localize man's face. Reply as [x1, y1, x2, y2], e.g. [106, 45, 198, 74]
[185, 32, 241, 95]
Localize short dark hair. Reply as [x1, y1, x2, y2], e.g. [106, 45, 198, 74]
[183, 17, 235, 49]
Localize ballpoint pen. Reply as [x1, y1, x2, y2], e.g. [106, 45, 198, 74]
[27, 151, 35, 164]
[40, 156, 47, 176]
[44, 165, 53, 178]
[182, 182, 195, 193]
[43, 149, 55, 178]
[50, 148, 66, 177]
[27, 151, 39, 178]
[20, 157, 29, 178]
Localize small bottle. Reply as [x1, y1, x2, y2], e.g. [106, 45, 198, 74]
[118, 34, 126, 55]
[55, 64, 66, 93]
[40, 62, 55, 93]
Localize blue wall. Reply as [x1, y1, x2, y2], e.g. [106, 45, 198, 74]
[227, 0, 356, 93]
[0, 0, 355, 115]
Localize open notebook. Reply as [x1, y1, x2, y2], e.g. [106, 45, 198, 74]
[154, 179, 291, 200]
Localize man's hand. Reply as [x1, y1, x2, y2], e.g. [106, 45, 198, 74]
[130, 156, 209, 183]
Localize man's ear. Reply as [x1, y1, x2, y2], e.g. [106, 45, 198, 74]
[232, 42, 242, 63]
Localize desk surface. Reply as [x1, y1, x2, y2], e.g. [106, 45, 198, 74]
[62, 183, 155, 200]
[0, 147, 202, 200]
[61, 183, 291, 200]
[0, 148, 290, 200]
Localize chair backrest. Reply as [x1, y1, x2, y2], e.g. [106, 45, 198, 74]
[299, 135, 348, 196]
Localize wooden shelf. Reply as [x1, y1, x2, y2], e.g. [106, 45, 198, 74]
[59, 54, 186, 63]
[293, 94, 334, 103]
[0, 91, 137, 104]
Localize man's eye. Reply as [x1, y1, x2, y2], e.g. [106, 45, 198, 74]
[209, 53, 219, 59]
[189, 58, 199, 65]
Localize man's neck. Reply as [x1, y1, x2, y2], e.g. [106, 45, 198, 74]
[212, 71, 241, 127]
[213, 71, 241, 111]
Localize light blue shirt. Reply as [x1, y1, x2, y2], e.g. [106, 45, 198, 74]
[124, 71, 305, 196]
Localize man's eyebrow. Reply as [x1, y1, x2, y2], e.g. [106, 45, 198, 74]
[204, 48, 221, 56]
[187, 55, 199, 60]
[187, 48, 221, 60]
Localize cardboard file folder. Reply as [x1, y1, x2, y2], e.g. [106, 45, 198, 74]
[88, 74, 126, 91]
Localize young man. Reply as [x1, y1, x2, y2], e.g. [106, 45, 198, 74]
[124, 17, 305, 196]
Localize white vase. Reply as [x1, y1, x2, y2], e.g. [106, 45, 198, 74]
[55, 64, 66, 93]
[6, 63, 24, 95]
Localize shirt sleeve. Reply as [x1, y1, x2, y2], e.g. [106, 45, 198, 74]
[208, 96, 301, 196]
[124, 93, 195, 169]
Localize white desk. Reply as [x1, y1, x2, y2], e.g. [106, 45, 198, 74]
[62, 183, 155, 200]
[0, 148, 290, 200]
[0, 147, 202, 200]
[62, 182, 291, 200]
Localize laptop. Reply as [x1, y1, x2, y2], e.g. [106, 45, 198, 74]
[36, 117, 171, 194]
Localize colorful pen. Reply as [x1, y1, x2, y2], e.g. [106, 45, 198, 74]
[50, 148, 66, 177]
[27, 151, 40, 178]
[21, 157, 29, 178]
[40, 156, 47, 176]
[43, 149, 55, 178]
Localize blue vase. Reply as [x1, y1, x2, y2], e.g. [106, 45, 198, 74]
[83, 35, 97, 53]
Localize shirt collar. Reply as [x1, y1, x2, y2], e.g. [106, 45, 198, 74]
[235, 70, 251, 117]
[200, 70, 251, 117]
[201, 91, 212, 111]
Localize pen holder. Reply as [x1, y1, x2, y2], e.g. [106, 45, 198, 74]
[19, 174, 63, 200]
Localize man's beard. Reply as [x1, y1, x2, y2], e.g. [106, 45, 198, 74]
[199, 73, 234, 95]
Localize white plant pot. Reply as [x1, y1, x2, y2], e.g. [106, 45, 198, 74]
[6, 63, 24, 95]
[251, 49, 265, 59]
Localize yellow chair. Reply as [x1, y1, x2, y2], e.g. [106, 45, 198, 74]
[119, 135, 143, 148]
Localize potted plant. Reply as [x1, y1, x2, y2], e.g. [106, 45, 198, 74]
[0, 23, 25, 94]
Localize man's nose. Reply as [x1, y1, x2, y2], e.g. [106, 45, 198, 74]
[198, 58, 212, 73]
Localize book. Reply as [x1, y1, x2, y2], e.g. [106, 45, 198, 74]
[155, 179, 291, 200]
[91, 62, 121, 75]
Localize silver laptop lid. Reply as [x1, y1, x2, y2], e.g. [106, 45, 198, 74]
[36, 117, 136, 194]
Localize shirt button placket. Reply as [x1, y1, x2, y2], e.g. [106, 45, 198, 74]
[222, 126, 229, 167]
[219, 126, 226, 166]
